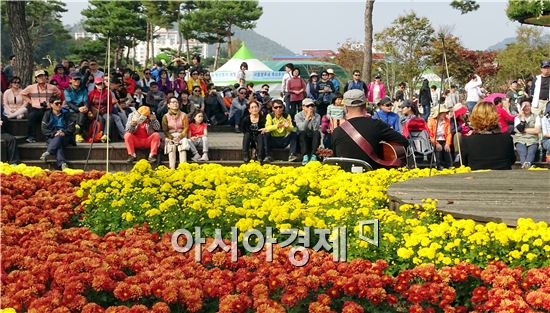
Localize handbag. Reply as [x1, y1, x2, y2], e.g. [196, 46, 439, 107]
[340, 121, 405, 168]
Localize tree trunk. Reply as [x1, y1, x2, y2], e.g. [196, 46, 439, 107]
[362, 0, 375, 82]
[7, 1, 33, 87]
[214, 42, 222, 70]
[145, 21, 150, 68]
[186, 39, 190, 62]
[177, 22, 183, 56]
[126, 43, 131, 66]
[227, 27, 233, 57]
[150, 23, 156, 63]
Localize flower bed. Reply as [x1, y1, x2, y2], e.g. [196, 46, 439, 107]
[1, 163, 550, 312]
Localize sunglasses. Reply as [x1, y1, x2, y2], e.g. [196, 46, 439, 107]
[273, 106, 283, 109]
[12, 81, 20, 84]
[144, 72, 151, 75]
[304, 104, 314, 108]
[194, 90, 201, 93]
[90, 63, 97, 66]
[52, 101, 62, 105]
[354, 74, 361, 76]
[383, 104, 394, 107]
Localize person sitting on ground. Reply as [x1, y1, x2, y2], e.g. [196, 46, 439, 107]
[186, 69, 204, 96]
[2, 76, 26, 119]
[263, 99, 298, 163]
[295, 98, 321, 165]
[222, 87, 233, 110]
[21, 70, 62, 143]
[229, 87, 248, 133]
[541, 103, 550, 163]
[189, 86, 205, 112]
[373, 97, 400, 132]
[138, 69, 155, 93]
[51, 64, 70, 91]
[326, 92, 345, 131]
[157, 69, 173, 95]
[461, 101, 515, 170]
[188, 111, 209, 162]
[427, 106, 453, 169]
[122, 70, 136, 96]
[40, 95, 75, 170]
[88, 76, 125, 142]
[128, 85, 145, 109]
[64, 72, 90, 143]
[204, 83, 229, 126]
[162, 96, 190, 169]
[332, 90, 409, 169]
[179, 91, 196, 118]
[124, 106, 161, 163]
[173, 69, 187, 98]
[0, 105, 20, 165]
[240, 100, 266, 163]
[513, 98, 541, 168]
[145, 82, 165, 114]
[450, 103, 472, 163]
[155, 90, 175, 118]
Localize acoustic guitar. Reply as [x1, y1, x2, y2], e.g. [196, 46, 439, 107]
[379, 141, 407, 168]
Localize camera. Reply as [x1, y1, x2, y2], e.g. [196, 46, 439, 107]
[40, 101, 48, 108]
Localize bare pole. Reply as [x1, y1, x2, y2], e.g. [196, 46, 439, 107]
[106, 37, 111, 173]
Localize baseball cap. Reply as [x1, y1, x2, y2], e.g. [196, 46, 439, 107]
[70, 72, 82, 80]
[541, 61, 550, 68]
[94, 76, 104, 84]
[34, 70, 46, 77]
[326, 68, 335, 75]
[398, 100, 413, 109]
[377, 97, 392, 106]
[342, 89, 366, 107]
[310, 72, 318, 77]
[302, 98, 315, 106]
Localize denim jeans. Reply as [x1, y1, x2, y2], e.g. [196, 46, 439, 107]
[265, 132, 298, 157]
[515, 143, 538, 164]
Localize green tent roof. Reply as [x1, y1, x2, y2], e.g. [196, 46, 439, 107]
[232, 42, 256, 60]
[263, 60, 349, 79]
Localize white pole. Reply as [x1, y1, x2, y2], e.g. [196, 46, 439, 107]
[442, 36, 463, 167]
[106, 37, 111, 173]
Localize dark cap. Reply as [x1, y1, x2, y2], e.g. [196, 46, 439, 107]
[70, 72, 82, 80]
[377, 97, 392, 106]
[398, 100, 413, 109]
[541, 61, 550, 68]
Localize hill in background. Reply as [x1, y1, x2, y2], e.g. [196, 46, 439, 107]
[487, 34, 550, 50]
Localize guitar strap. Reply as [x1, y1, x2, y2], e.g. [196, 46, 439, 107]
[340, 121, 398, 167]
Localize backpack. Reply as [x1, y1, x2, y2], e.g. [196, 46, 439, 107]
[347, 80, 364, 92]
[87, 118, 103, 143]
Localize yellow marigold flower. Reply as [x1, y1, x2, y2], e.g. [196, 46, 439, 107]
[121, 212, 134, 222]
[144, 209, 161, 217]
[397, 247, 413, 259]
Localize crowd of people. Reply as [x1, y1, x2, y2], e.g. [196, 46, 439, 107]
[1, 54, 549, 171]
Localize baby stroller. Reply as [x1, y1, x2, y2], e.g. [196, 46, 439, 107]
[402, 117, 436, 168]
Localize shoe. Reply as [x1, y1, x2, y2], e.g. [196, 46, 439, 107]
[61, 163, 69, 170]
[192, 154, 201, 162]
[75, 134, 84, 143]
[234, 125, 240, 133]
[243, 156, 250, 163]
[262, 156, 272, 164]
[454, 154, 460, 163]
[310, 155, 318, 162]
[26, 137, 36, 143]
[288, 154, 298, 162]
[126, 155, 137, 163]
[521, 162, 530, 169]
[302, 155, 309, 165]
[148, 155, 157, 163]
[100, 134, 108, 143]
[40, 151, 50, 162]
[199, 153, 209, 161]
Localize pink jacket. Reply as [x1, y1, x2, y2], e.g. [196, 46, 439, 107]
[367, 82, 385, 102]
[51, 74, 71, 90]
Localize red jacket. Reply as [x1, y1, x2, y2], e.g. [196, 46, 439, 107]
[124, 77, 136, 95]
[88, 89, 115, 115]
[496, 104, 515, 133]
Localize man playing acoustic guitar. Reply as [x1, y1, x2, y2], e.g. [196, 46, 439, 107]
[332, 89, 409, 169]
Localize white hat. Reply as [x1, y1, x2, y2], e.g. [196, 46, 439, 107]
[326, 68, 335, 75]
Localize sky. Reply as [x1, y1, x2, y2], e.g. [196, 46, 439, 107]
[61, 0, 549, 53]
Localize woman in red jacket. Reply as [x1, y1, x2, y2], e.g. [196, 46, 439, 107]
[427, 106, 453, 169]
[286, 68, 306, 118]
[88, 77, 125, 142]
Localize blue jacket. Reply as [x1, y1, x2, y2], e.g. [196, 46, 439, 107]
[372, 110, 401, 133]
[64, 85, 89, 112]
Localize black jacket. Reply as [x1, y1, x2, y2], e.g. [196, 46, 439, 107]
[41, 109, 76, 138]
[461, 133, 516, 170]
[240, 114, 266, 134]
[332, 116, 409, 169]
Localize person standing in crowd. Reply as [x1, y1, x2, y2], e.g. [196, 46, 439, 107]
[167, 57, 187, 78]
[295, 98, 321, 165]
[332, 90, 409, 169]
[419, 79, 432, 121]
[187, 70, 204, 96]
[541, 104, 550, 163]
[327, 68, 340, 94]
[344, 70, 369, 95]
[124, 106, 161, 163]
[138, 69, 155, 93]
[86, 59, 104, 91]
[450, 103, 472, 163]
[367, 74, 385, 104]
[317, 71, 335, 117]
[157, 69, 173, 95]
[460, 102, 515, 170]
[0, 105, 20, 165]
[513, 98, 541, 168]
[162, 96, 190, 169]
[188, 111, 209, 162]
[430, 85, 440, 107]
[173, 69, 187, 98]
[444, 85, 460, 110]
[64, 72, 90, 143]
[306, 72, 319, 102]
[287, 68, 306, 117]
[240, 100, 266, 163]
[281, 63, 294, 108]
[189, 55, 203, 74]
[506, 80, 522, 115]
[3, 77, 26, 119]
[4, 55, 15, 82]
[51, 64, 70, 91]
[493, 97, 516, 134]
[21, 70, 62, 143]
[40, 95, 75, 170]
[236, 62, 248, 83]
[146, 82, 165, 114]
[427, 106, 452, 169]
[229, 87, 248, 133]
[373, 97, 400, 132]
[189, 86, 205, 112]
[464, 74, 483, 112]
[394, 82, 407, 102]
[531, 60, 550, 116]
[204, 83, 228, 126]
[263, 99, 298, 163]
